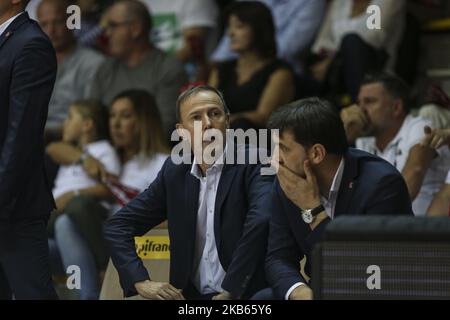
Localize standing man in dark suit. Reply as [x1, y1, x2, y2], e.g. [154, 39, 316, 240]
[104, 86, 273, 300]
[257, 97, 413, 300]
[0, 0, 57, 299]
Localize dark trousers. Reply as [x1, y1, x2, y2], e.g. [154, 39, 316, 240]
[0, 218, 58, 300]
[339, 33, 388, 101]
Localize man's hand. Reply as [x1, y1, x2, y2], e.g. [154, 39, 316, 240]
[212, 291, 233, 300]
[82, 155, 108, 182]
[289, 285, 313, 300]
[340, 104, 369, 144]
[421, 126, 450, 149]
[134, 280, 185, 300]
[277, 160, 321, 210]
[55, 191, 75, 212]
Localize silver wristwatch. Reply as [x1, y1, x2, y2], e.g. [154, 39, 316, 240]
[301, 204, 325, 224]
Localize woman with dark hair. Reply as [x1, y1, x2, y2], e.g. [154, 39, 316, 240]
[48, 90, 169, 299]
[209, 1, 295, 130]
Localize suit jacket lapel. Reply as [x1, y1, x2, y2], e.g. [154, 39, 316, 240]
[0, 12, 30, 50]
[334, 150, 359, 217]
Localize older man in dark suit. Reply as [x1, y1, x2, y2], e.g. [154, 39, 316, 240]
[105, 86, 273, 300]
[0, 0, 57, 299]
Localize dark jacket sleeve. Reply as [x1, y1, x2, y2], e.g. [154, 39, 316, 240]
[104, 161, 169, 297]
[0, 36, 56, 219]
[221, 165, 273, 298]
[265, 181, 308, 299]
[364, 172, 414, 216]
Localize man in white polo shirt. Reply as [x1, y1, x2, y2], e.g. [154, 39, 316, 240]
[341, 72, 450, 216]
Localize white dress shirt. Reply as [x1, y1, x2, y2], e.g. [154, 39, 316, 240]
[190, 150, 227, 295]
[0, 12, 23, 37]
[285, 158, 345, 300]
[356, 115, 450, 216]
[321, 159, 345, 219]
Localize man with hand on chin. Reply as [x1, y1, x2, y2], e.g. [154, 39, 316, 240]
[256, 97, 413, 300]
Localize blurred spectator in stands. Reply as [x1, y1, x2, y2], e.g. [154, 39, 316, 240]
[309, 0, 405, 103]
[209, 1, 295, 131]
[89, 0, 187, 137]
[47, 90, 168, 299]
[340, 72, 450, 216]
[423, 128, 450, 216]
[37, 0, 105, 143]
[212, 0, 325, 76]
[46, 100, 120, 299]
[139, 0, 219, 82]
[73, 0, 111, 51]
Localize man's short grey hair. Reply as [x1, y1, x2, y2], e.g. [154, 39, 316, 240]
[176, 85, 230, 122]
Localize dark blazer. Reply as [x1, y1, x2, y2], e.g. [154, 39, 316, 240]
[265, 148, 413, 298]
[104, 145, 274, 299]
[0, 12, 57, 233]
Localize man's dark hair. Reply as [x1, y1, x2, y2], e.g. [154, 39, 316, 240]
[22, 0, 31, 7]
[268, 97, 348, 155]
[176, 85, 230, 122]
[226, 1, 277, 59]
[361, 71, 411, 113]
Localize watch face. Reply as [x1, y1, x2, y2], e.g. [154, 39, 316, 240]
[302, 211, 313, 224]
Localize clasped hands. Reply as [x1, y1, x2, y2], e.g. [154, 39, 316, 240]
[134, 280, 233, 300]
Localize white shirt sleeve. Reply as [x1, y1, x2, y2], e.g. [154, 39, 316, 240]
[403, 118, 432, 152]
[87, 142, 121, 176]
[285, 282, 306, 300]
[446, 170, 450, 184]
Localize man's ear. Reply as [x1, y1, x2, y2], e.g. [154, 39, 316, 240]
[130, 23, 142, 39]
[309, 144, 326, 165]
[392, 98, 405, 117]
